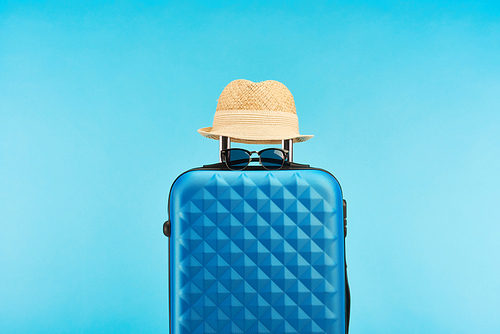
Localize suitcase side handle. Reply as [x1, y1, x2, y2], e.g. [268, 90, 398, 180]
[219, 136, 294, 163]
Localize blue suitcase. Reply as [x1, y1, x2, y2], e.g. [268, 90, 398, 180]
[164, 139, 350, 334]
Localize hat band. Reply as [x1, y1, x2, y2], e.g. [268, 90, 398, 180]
[212, 109, 299, 131]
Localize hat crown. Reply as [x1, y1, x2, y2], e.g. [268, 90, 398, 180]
[198, 79, 313, 144]
[216, 79, 296, 114]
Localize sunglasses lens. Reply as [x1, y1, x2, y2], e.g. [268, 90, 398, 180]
[225, 149, 250, 170]
[259, 149, 285, 170]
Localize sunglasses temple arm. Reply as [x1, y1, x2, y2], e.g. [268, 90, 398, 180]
[260, 158, 285, 164]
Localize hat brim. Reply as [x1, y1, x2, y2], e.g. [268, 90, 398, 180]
[197, 127, 313, 144]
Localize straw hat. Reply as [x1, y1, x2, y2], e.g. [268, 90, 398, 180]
[197, 79, 313, 144]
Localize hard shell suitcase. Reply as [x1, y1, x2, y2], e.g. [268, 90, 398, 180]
[164, 139, 350, 334]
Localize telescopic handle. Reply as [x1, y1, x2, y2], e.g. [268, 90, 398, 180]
[219, 136, 231, 162]
[282, 139, 293, 162]
[219, 136, 294, 163]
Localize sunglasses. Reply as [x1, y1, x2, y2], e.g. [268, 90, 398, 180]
[221, 148, 289, 170]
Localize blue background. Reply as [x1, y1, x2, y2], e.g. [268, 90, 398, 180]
[1, 1, 499, 333]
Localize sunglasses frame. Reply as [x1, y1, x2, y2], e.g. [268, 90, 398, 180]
[220, 148, 289, 171]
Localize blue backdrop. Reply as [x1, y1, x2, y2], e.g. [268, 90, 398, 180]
[1, 1, 499, 333]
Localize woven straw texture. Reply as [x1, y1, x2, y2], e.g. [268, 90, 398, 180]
[198, 79, 313, 144]
[216, 80, 296, 114]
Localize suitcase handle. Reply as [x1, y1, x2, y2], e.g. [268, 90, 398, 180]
[219, 136, 294, 162]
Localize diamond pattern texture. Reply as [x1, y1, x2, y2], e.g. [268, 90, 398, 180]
[170, 170, 345, 334]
